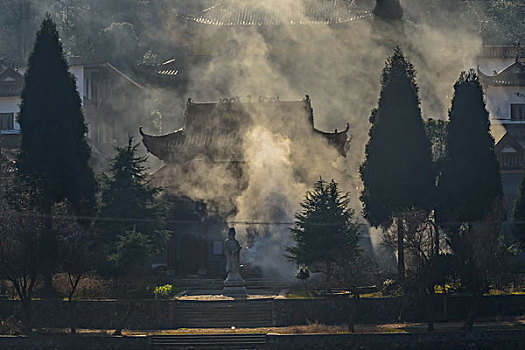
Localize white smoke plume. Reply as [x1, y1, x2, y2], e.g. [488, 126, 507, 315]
[150, 0, 484, 278]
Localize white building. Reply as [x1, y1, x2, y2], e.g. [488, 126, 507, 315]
[0, 58, 144, 168]
[477, 46, 525, 229]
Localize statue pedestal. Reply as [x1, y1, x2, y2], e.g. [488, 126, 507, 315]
[222, 271, 247, 298]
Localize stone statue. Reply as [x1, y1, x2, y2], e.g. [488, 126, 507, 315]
[222, 227, 247, 298]
[224, 227, 241, 274]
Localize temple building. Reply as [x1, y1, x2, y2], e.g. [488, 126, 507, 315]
[478, 46, 525, 227]
[141, 95, 350, 277]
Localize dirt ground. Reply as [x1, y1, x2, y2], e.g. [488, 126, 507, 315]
[36, 319, 525, 336]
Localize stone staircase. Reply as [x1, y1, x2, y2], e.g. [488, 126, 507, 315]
[175, 299, 274, 328]
[171, 278, 291, 291]
[150, 334, 266, 349]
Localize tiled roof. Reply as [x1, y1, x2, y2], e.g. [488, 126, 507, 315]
[479, 46, 525, 59]
[178, 0, 371, 26]
[134, 56, 212, 87]
[141, 96, 350, 163]
[0, 67, 23, 97]
[478, 60, 525, 87]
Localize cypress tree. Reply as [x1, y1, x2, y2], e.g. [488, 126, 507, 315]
[512, 172, 525, 245]
[437, 70, 502, 226]
[17, 15, 96, 212]
[360, 47, 434, 278]
[16, 15, 96, 295]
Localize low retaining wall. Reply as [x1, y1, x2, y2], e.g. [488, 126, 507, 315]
[273, 295, 525, 326]
[0, 335, 148, 350]
[2, 295, 525, 329]
[266, 330, 525, 350]
[0, 299, 178, 329]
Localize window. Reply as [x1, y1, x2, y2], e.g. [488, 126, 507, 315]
[0, 113, 14, 130]
[511, 104, 525, 121]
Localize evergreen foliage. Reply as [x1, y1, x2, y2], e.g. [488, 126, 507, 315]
[373, 0, 404, 21]
[16, 15, 96, 213]
[360, 47, 434, 228]
[286, 178, 360, 273]
[98, 137, 169, 273]
[437, 70, 502, 226]
[425, 118, 447, 164]
[512, 172, 525, 245]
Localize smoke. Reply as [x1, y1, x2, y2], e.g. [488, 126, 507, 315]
[2, 1, 489, 279]
[142, 0, 487, 279]
[234, 126, 307, 279]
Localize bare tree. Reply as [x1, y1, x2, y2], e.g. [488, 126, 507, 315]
[54, 201, 96, 334]
[0, 182, 44, 333]
[447, 199, 516, 330]
[331, 249, 376, 333]
[383, 209, 447, 330]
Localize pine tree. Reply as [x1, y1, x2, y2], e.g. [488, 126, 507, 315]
[286, 178, 360, 282]
[437, 70, 502, 226]
[98, 137, 169, 336]
[512, 172, 525, 245]
[98, 137, 169, 268]
[360, 47, 434, 279]
[17, 15, 96, 212]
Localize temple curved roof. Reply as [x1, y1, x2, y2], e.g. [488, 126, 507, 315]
[478, 60, 525, 87]
[141, 96, 350, 163]
[178, 0, 371, 27]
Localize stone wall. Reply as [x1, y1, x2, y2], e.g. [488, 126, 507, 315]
[273, 295, 525, 326]
[0, 335, 148, 350]
[266, 330, 525, 350]
[0, 299, 179, 329]
[2, 295, 525, 330]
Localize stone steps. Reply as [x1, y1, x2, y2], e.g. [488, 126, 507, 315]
[150, 334, 266, 349]
[175, 300, 274, 328]
[172, 278, 290, 290]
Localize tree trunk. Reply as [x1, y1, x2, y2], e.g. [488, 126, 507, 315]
[41, 210, 58, 298]
[462, 292, 482, 331]
[427, 288, 435, 331]
[69, 300, 77, 334]
[21, 299, 33, 334]
[348, 292, 360, 333]
[113, 300, 136, 336]
[397, 216, 405, 281]
[304, 280, 309, 298]
[442, 289, 448, 320]
[397, 293, 406, 322]
[396, 215, 406, 322]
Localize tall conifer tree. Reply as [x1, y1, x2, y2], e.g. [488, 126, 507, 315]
[360, 47, 434, 278]
[17, 15, 96, 212]
[437, 70, 502, 226]
[16, 15, 96, 294]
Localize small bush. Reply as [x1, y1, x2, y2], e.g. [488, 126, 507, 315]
[382, 279, 403, 296]
[153, 284, 178, 299]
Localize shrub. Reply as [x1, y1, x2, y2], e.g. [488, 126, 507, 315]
[381, 279, 403, 296]
[153, 284, 178, 299]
